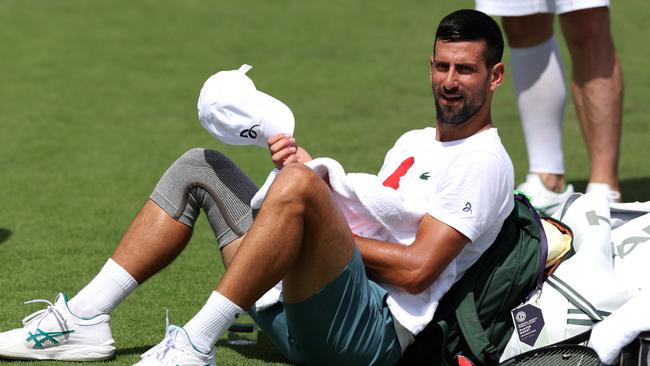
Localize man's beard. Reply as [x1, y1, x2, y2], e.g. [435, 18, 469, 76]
[434, 81, 488, 126]
[434, 96, 480, 126]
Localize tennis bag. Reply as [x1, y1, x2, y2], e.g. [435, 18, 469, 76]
[398, 194, 547, 366]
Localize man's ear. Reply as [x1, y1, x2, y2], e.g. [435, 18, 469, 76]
[429, 55, 435, 83]
[489, 62, 505, 91]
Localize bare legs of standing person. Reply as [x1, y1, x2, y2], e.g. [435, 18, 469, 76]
[503, 7, 623, 210]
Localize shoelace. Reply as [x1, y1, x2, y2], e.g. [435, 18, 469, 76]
[140, 311, 193, 364]
[21, 299, 67, 331]
[140, 330, 194, 364]
[158, 333, 180, 362]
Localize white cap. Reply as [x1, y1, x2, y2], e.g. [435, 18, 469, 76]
[197, 64, 295, 148]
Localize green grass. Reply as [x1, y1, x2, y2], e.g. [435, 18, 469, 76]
[0, 0, 648, 365]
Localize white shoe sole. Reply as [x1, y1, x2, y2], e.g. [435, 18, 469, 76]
[0, 341, 115, 361]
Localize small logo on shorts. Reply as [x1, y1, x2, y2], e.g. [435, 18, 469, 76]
[463, 202, 472, 214]
[419, 172, 430, 180]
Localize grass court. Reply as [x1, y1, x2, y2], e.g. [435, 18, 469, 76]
[0, 0, 648, 364]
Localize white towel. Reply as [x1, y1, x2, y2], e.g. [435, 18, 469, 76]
[589, 288, 650, 365]
[251, 158, 426, 244]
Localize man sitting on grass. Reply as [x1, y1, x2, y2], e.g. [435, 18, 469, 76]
[0, 9, 513, 366]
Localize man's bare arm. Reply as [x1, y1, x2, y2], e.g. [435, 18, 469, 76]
[357, 214, 469, 294]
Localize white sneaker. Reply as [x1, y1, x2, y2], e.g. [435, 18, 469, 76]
[586, 182, 622, 203]
[516, 173, 575, 216]
[134, 317, 215, 366]
[0, 293, 115, 361]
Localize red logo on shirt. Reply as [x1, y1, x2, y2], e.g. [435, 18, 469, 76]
[382, 157, 414, 190]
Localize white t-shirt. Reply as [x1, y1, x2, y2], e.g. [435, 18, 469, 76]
[375, 127, 514, 336]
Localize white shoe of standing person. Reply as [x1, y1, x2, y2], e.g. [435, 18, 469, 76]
[0, 293, 115, 361]
[586, 182, 622, 203]
[516, 173, 575, 215]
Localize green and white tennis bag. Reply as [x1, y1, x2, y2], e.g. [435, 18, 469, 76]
[500, 192, 640, 361]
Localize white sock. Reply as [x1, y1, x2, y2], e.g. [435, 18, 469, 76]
[183, 291, 243, 354]
[511, 35, 566, 175]
[68, 258, 138, 318]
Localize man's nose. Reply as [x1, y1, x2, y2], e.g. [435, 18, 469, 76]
[442, 68, 458, 89]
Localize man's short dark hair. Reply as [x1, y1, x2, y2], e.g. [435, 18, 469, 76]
[434, 9, 504, 68]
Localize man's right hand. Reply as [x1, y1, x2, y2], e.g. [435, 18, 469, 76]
[268, 134, 312, 169]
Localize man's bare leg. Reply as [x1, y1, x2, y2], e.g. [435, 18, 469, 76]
[218, 163, 355, 307]
[560, 7, 623, 194]
[502, 13, 554, 48]
[111, 199, 193, 283]
[0, 148, 258, 362]
[67, 200, 192, 318]
[70, 148, 256, 319]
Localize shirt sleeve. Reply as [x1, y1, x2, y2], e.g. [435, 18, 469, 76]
[428, 151, 512, 242]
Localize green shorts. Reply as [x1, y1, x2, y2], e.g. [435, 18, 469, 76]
[249, 248, 402, 366]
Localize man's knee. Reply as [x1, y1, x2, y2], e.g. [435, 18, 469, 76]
[272, 164, 327, 203]
[152, 147, 256, 228]
[175, 148, 229, 170]
[169, 148, 251, 184]
[178, 147, 207, 162]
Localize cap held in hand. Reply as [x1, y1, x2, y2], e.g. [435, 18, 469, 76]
[197, 64, 295, 148]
